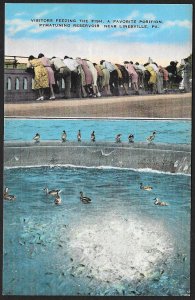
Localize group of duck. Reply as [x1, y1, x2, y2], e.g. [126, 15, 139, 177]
[3, 182, 168, 206]
[44, 188, 91, 205]
[33, 131, 157, 143]
[140, 183, 169, 206]
[3, 186, 91, 206]
[44, 183, 168, 206]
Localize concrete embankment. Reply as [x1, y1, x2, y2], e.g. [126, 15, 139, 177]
[4, 141, 191, 174]
[4, 93, 192, 118]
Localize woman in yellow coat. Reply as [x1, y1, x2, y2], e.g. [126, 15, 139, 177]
[28, 55, 49, 101]
[144, 63, 157, 93]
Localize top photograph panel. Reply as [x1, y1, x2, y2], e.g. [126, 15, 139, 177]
[4, 3, 192, 119]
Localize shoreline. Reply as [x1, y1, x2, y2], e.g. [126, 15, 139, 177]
[4, 141, 191, 174]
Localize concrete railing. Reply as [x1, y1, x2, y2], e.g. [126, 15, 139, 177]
[4, 69, 68, 102]
[4, 69, 130, 102]
[4, 141, 191, 174]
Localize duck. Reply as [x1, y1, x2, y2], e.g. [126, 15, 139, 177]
[146, 131, 156, 143]
[91, 131, 95, 142]
[3, 187, 16, 201]
[3, 187, 16, 200]
[80, 191, 92, 204]
[154, 197, 169, 206]
[77, 130, 81, 142]
[4, 194, 16, 201]
[44, 187, 61, 196]
[128, 134, 134, 143]
[115, 134, 122, 143]
[54, 192, 62, 205]
[61, 130, 67, 142]
[140, 183, 153, 191]
[33, 133, 40, 143]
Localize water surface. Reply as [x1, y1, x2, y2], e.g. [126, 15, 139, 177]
[4, 119, 191, 144]
[3, 166, 190, 296]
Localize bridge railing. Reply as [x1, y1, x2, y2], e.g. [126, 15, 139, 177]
[4, 68, 69, 101]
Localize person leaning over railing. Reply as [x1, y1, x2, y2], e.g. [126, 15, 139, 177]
[151, 62, 164, 94]
[100, 60, 120, 96]
[64, 56, 82, 98]
[93, 63, 104, 94]
[76, 58, 94, 97]
[182, 57, 191, 93]
[134, 62, 145, 89]
[99, 63, 111, 96]
[143, 62, 157, 94]
[50, 57, 71, 99]
[115, 63, 129, 95]
[158, 66, 169, 91]
[27, 55, 49, 101]
[124, 61, 139, 95]
[38, 53, 56, 100]
[85, 59, 101, 97]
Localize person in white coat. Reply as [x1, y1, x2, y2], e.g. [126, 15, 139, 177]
[85, 59, 101, 97]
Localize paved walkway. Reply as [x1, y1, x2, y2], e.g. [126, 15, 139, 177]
[5, 93, 192, 118]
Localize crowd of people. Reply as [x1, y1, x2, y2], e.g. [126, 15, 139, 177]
[26, 54, 191, 101]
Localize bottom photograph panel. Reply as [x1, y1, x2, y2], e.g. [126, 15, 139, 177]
[3, 118, 191, 296]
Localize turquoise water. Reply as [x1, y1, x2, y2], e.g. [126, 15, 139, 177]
[4, 119, 191, 144]
[3, 166, 190, 296]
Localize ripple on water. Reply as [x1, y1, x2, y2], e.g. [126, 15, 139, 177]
[3, 166, 190, 296]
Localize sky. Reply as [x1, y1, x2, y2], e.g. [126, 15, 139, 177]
[5, 3, 192, 66]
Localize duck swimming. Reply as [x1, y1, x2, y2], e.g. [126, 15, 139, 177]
[154, 197, 169, 206]
[4, 194, 16, 201]
[140, 183, 153, 191]
[33, 133, 40, 143]
[146, 131, 156, 143]
[54, 192, 62, 205]
[115, 134, 122, 143]
[128, 134, 134, 143]
[3, 187, 16, 201]
[91, 131, 95, 142]
[44, 188, 61, 196]
[80, 191, 92, 204]
[77, 130, 81, 142]
[61, 130, 67, 142]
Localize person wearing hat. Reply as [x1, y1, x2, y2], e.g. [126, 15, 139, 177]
[183, 58, 191, 92]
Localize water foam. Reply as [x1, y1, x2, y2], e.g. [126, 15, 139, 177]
[66, 213, 174, 283]
[4, 164, 191, 176]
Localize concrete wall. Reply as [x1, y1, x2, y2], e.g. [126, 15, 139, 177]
[5, 69, 124, 102]
[4, 141, 191, 174]
[4, 69, 67, 102]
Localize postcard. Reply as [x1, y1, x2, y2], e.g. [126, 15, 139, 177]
[3, 2, 192, 297]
